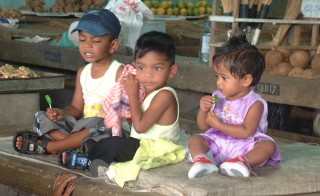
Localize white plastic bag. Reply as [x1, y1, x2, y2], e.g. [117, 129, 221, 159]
[0, 18, 19, 28]
[105, 0, 153, 50]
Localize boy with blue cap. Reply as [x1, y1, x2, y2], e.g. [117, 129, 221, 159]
[13, 9, 125, 159]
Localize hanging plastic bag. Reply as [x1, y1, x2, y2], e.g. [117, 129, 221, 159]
[0, 18, 19, 28]
[105, 0, 153, 50]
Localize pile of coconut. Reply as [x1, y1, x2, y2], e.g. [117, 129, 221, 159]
[264, 48, 320, 80]
[51, 0, 107, 13]
[22, 0, 107, 13]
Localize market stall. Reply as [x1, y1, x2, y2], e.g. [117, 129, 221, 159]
[1, 1, 320, 196]
[0, 0, 320, 136]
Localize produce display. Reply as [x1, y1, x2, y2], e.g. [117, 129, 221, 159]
[18, 0, 219, 16]
[22, 0, 48, 12]
[21, 0, 108, 13]
[0, 64, 40, 78]
[50, 0, 107, 13]
[264, 48, 320, 80]
[0, 8, 24, 19]
[142, 0, 214, 16]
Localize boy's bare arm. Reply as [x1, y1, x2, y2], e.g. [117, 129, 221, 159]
[115, 65, 124, 81]
[130, 90, 176, 133]
[45, 67, 84, 121]
[64, 67, 84, 119]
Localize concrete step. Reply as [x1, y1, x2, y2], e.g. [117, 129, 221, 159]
[2, 119, 320, 196]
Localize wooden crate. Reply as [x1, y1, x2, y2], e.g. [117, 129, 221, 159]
[170, 58, 320, 109]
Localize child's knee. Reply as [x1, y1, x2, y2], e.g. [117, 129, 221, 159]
[187, 135, 202, 145]
[256, 140, 277, 155]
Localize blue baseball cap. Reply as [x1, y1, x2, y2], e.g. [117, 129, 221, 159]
[71, 8, 121, 38]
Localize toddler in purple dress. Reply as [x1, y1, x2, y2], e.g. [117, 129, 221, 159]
[187, 34, 282, 178]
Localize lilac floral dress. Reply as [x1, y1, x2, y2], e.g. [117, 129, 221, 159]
[194, 90, 282, 167]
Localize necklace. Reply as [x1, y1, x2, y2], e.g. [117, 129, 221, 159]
[84, 64, 106, 94]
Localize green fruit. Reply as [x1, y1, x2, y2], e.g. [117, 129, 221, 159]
[152, 0, 159, 8]
[193, 7, 200, 16]
[187, 8, 194, 16]
[173, 7, 179, 15]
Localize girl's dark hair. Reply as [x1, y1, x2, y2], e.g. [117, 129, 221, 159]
[134, 31, 176, 65]
[212, 33, 265, 86]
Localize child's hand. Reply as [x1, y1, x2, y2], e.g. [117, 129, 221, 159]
[53, 173, 77, 196]
[199, 95, 214, 112]
[46, 108, 62, 122]
[206, 109, 220, 127]
[122, 73, 139, 97]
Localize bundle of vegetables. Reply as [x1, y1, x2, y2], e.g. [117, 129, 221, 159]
[264, 48, 320, 80]
[0, 64, 40, 79]
[0, 8, 24, 19]
[51, 0, 107, 13]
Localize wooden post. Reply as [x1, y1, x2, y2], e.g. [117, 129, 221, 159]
[291, 24, 301, 47]
[311, 22, 319, 56]
[232, 0, 240, 35]
[209, 0, 219, 67]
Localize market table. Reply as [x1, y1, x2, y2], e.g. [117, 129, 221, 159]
[0, 65, 65, 127]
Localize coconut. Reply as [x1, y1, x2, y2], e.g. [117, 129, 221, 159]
[311, 53, 320, 74]
[94, 0, 106, 7]
[265, 49, 284, 68]
[288, 67, 304, 77]
[277, 62, 293, 76]
[289, 50, 310, 69]
[277, 48, 290, 61]
[302, 69, 316, 79]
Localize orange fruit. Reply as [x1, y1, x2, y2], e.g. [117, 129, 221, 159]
[179, 8, 187, 16]
[187, 2, 194, 9]
[156, 7, 165, 15]
[166, 7, 174, 15]
[206, 6, 212, 14]
[178, 1, 186, 9]
[199, 6, 206, 15]
[160, 1, 169, 9]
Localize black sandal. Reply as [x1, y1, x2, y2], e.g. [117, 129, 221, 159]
[12, 130, 50, 154]
[58, 149, 89, 170]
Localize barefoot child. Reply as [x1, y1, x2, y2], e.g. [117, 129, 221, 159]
[187, 34, 282, 179]
[13, 8, 124, 155]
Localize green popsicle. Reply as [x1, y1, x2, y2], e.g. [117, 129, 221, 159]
[45, 95, 52, 108]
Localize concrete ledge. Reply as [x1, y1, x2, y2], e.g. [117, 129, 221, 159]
[0, 153, 157, 196]
[2, 119, 320, 196]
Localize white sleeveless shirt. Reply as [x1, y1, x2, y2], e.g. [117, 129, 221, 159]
[80, 60, 123, 118]
[130, 87, 180, 143]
